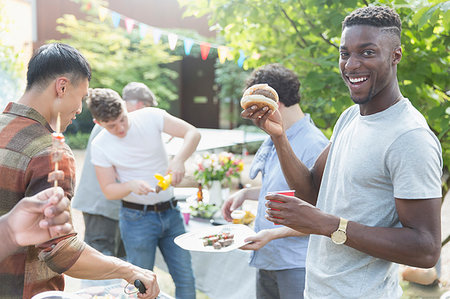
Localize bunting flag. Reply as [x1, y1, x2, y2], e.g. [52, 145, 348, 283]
[237, 50, 246, 67]
[218, 46, 229, 64]
[153, 28, 162, 44]
[95, 5, 252, 68]
[168, 33, 178, 50]
[200, 42, 211, 60]
[111, 11, 121, 28]
[184, 38, 194, 55]
[125, 18, 135, 33]
[139, 23, 148, 39]
[98, 6, 108, 22]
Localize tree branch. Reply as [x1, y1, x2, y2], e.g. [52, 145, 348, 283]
[279, 6, 308, 48]
[297, 0, 339, 50]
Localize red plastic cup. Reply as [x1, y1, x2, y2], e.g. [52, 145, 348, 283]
[182, 211, 190, 225]
[267, 190, 295, 225]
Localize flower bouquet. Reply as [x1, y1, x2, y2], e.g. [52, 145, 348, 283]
[193, 151, 244, 187]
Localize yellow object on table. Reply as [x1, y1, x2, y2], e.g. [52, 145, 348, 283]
[155, 173, 172, 193]
[231, 210, 255, 225]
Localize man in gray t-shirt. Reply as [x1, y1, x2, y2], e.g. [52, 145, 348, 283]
[241, 6, 442, 298]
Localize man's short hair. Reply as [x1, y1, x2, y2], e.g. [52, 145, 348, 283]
[342, 6, 402, 43]
[26, 43, 91, 91]
[87, 88, 124, 122]
[122, 82, 158, 107]
[245, 63, 301, 107]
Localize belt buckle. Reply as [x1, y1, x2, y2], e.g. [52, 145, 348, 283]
[152, 204, 159, 212]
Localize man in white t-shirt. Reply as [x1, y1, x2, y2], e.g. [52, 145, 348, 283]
[241, 6, 442, 299]
[87, 88, 201, 299]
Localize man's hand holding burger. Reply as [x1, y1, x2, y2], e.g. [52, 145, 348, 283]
[240, 83, 284, 138]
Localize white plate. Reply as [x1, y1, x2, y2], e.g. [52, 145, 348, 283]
[174, 224, 255, 252]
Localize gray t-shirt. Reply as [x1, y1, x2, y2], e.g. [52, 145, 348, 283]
[72, 124, 120, 220]
[305, 99, 442, 299]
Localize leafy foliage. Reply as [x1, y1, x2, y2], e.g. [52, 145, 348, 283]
[0, 2, 26, 109]
[179, 0, 449, 197]
[53, 13, 182, 134]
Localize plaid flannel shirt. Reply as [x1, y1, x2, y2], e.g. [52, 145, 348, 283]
[0, 102, 85, 299]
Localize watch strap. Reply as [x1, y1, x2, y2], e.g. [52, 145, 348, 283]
[338, 217, 348, 232]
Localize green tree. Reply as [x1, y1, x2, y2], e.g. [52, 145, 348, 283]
[53, 13, 181, 134]
[0, 2, 25, 109]
[179, 0, 449, 244]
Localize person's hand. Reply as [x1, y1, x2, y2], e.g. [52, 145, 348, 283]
[6, 187, 72, 247]
[167, 159, 185, 186]
[265, 193, 326, 235]
[240, 229, 273, 251]
[127, 180, 154, 195]
[222, 189, 246, 222]
[129, 269, 160, 299]
[241, 105, 284, 138]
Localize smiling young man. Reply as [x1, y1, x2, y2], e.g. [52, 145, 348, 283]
[87, 88, 200, 299]
[0, 43, 159, 299]
[241, 6, 442, 298]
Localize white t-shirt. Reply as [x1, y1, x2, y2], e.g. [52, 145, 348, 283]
[305, 99, 442, 299]
[91, 107, 174, 205]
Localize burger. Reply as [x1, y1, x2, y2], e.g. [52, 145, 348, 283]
[240, 83, 279, 112]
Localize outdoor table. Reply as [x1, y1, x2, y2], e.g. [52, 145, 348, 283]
[154, 217, 257, 299]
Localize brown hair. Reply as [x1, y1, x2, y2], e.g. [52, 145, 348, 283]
[86, 88, 124, 122]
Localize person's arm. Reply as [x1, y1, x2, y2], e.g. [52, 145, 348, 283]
[241, 106, 329, 205]
[265, 194, 441, 268]
[241, 226, 306, 251]
[0, 187, 72, 261]
[95, 165, 154, 200]
[64, 245, 159, 298]
[163, 113, 201, 185]
[222, 187, 261, 221]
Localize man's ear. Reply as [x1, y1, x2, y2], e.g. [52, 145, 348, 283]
[392, 46, 402, 65]
[93, 119, 100, 125]
[55, 77, 69, 97]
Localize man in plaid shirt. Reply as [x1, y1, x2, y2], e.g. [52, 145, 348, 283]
[0, 43, 159, 299]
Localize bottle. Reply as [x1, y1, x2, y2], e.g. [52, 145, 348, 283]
[197, 183, 203, 202]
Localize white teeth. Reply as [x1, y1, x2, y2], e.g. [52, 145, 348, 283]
[348, 77, 368, 83]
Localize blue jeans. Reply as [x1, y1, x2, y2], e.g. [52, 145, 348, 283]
[256, 268, 305, 299]
[119, 205, 196, 299]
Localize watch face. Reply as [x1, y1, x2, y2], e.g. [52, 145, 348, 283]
[331, 230, 347, 245]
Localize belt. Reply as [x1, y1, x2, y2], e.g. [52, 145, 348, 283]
[121, 198, 177, 212]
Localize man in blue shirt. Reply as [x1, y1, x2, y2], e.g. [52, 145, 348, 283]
[222, 64, 328, 299]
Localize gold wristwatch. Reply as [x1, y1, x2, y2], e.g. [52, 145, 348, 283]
[331, 217, 348, 245]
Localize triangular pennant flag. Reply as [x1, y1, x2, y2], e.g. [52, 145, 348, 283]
[98, 6, 108, 22]
[184, 38, 194, 55]
[152, 28, 162, 44]
[218, 46, 229, 64]
[237, 50, 246, 68]
[111, 11, 121, 28]
[84, 2, 92, 11]
[125, 18, 135, 33]
[200, 42, 211, 60]
[168, 33, 178, 50]
[139, 23, 148, 39]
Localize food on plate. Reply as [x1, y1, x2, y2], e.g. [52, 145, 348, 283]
[240, 83, 279, 112]
[202, 231, 234, 249]
[189, 202, 219, 219]
[231, 210, 255, 225]
[154, 173, 172, 193]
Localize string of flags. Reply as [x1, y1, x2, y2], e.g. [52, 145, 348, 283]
[90, 4, 261, 68]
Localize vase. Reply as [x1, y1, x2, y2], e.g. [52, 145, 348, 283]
[208, 180, 223, 206]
